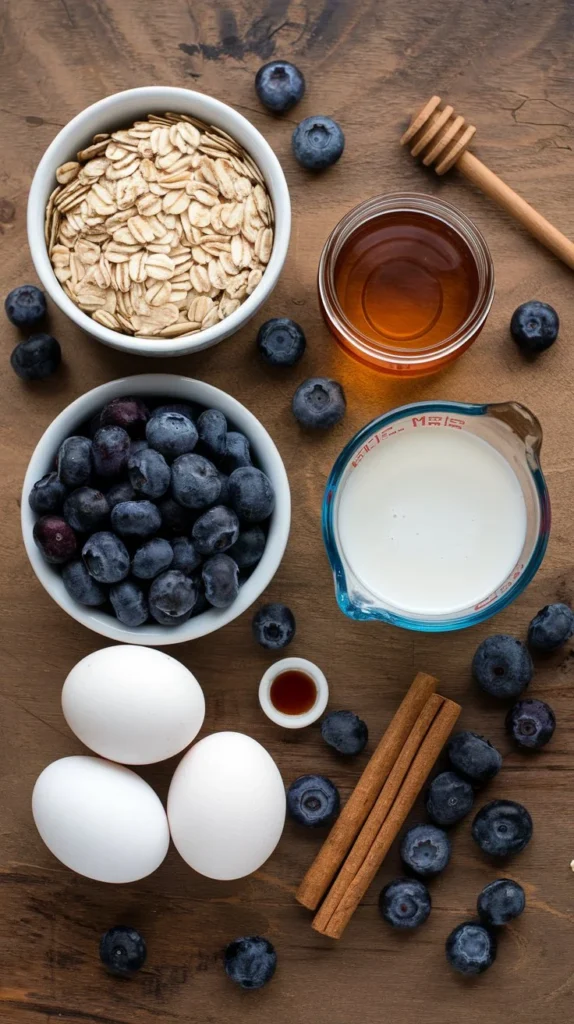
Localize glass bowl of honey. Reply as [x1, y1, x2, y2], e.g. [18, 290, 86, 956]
[318, 193, 495, 377]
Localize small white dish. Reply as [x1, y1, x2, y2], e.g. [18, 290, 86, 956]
[258, 657, 329, 730]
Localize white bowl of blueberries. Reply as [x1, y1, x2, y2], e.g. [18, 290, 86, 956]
[22, 374, 291, 644]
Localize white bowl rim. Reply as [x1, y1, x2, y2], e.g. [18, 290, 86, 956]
[258, 657, 329, 729]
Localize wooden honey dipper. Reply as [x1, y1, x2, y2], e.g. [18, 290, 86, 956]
[401, 95, 574, 270]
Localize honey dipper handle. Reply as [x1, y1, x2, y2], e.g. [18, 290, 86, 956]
[457, 150, 574, 270]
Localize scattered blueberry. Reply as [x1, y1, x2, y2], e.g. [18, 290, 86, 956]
[224, 936, 277, 991]
[255, 60, 305, 113]
[57, 436, 92, 488]
[400, 823, 451, 877]
[146, 411, 197, 462]
[92, 426, 130, 478]
[292, 377, 346, 428]
[99, 926, 147, 976]
[228, 526, 266, 569]
[472, 634, 533, 698]
[157, 496, 195, 536]
[446, 731, 503, 786]
[171, 454, 221, 509]
[171, 536, 202, 574]
[446, 922, 496, 975]
[287, 775, 340, 827]
[292, 116, 345, 170]
[477, 879, 525, 927]
[11, 333, 61, 380]
[33, 515, 77, 564]
[100, 397, 149, 438]
[506, 698, 556, 750]
[379, 878, 431, 929]
[472, 800, 533, 858]
[426, 771, 475, 826]
[106, 480, 137, 509]
[321, 710, 368, 756]
[510, 300, 559, 355]
[192, 505, 240, 555]
[131, 537, 174, 580]
[82, 531, 130, 584]
[62, 560, 107, 607]
[111, 500, 161, 539]
[5, 284, 47, 328]
[228, 467, 275, 522]
[149, 570, 197, 626]
[202, 554, 239, 608]
[29, 472, 67, 515]
[528, 603, 574, 651]
[110, 579, 149, 627]
[63, 487, 109, 533]
[197, 408, 227, 459]
[222, 431, 252, 472]
[252, 603, 295, 649]
[128, 448, 170, 499]
[257, 318, 306, 367]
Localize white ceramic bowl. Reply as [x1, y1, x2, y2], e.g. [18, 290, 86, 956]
[21, 374, 291, 645]
[27, 86, 291, 357]
[258, 657, 329, 729]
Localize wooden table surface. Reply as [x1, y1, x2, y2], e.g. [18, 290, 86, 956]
[2, 0, 574, 1021]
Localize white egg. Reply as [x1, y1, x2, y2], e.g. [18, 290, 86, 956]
[32, 756, 170, 883]
[61, 646, 205, 765]
[167, 732, 286, 880]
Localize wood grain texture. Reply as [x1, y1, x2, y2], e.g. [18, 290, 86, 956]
[1, 0, 574, 1021]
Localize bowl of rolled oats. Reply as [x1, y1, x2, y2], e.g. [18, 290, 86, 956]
[28, 87, 290, 356]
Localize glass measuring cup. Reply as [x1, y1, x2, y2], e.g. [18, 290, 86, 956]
[323, 400, 550, 632]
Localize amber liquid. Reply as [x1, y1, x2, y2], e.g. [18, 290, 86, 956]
[334, 211, 479, 352]
[269, 670, 317, 716]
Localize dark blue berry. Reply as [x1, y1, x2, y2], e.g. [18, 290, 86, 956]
[152, 402, 196, 421]
[33, 515, 77, 564]
[252, 603, 295, 649]
[11, 334, 61, 380]
[447, 731, 503, 785]
[132, 537, 174, 580]
[426, 771, 475, 826]
[62, 560, 107, 607]
[128, 448, 170, 499]
[92, 426, 130, 478]
[292, 377, 346, 428]
[29, 472, 67, 515]
[57, 436, 92, 488]
[100, 397, 149, 438]
[228, 526, 266, 569]
[106, 480, 137, 509]
[528, 603, 574, 651]
[63, 487, 109, 533]
[379, 878, 431, 929]
[446, 922, 496, 975]
[129, 439, 149, 456]
[472, 634, 533, 699]
[5, 284, 47, 328]
[229, 467, 275, 523]
[171, 536, 202, 574]
[192, 505, 240, 555]
[99, 926, 146, 976]
[292, 116, 345, 170]
[477, 879, 525, 927]
[257, 318, 306, 367]
[202, 554, 239, 608]
[110, 579, 149, 627]
[149, 570, 197, 626]
[255, 60, 305, 113]
[171, 453, 221, 509]
[82, 531, 130, 584]
[217, 471, 230, 505]
[287, 775, 340, 827]
[190, 573, 209, 617]
[146, 411, 197, 463]
[472, 800, 533, 858]
[157, 496, 195, 536]
[510, 301, 559, 354]
[321, 710, 368, 756]
[222, 431, 252, 472]
[197, 408, 227, 459]
[400, 823, 451, 877]
[111, 501, 161, 539]
[506, 698, 556, 749]
[224, 936, 277, 990]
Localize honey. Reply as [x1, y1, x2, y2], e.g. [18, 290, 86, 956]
[269, 670, 317, 716]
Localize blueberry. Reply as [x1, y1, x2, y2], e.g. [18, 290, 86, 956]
[228, 526, 266, 569]
[33, 515, 77, 564]
[528, 603, 574, 651]
[92, 426, 130, 478]
[171, 454, 221, 509]
[510, 300, 559, 354]
[197, 408, 227, 459]
[472, 634, 533, 698]
[202, 554, 239, 608]
[132, 537, 174, 580]
[251, 603, 295, 649]
[128, 448, 170, 499]
[321, 710, 368, 756]
[29, 472, 67, 515]
[82, 531, 130, 584]
[292, 377, 346, 428]
[446, 731, 503, 786]
[400, 823, 451, 877]
[11, 334, 61, 380]
[63, 487, 109, 533]
[257, 318, 306, 367]
[426, 771, 474, 826]
[99, 926, 146, 976]
[146, 411, 198, 462]
[292, 116, 345, 170]
[287, 775, 340, 827]
[171, 536, 202, 574]
[191, 505, 240, 555]
[111, 500, 161, 539]
[62, 560, 107, 607]
[129, 439, 149, 456]
[378, 878, 431, 929]
[157, 496, 195, 536]
[152, 402, 196, 421]
[255, 60, 305, 113]
[110, 579, 149, 627]
[149, 570, 197, 626]
[229, 467, 275, 523]
[224, 936, 277, 991]
[100, 396, 150, 438]
[222, 431, 252, 472]
[106, 480, 137, 509]
[506, 698, 556, 750]
[57, 436, 92, 488]
[5, 284, 47, 328]
[477, 879, 526, 927]
[472, 800, 533, 858]
[217, 471, 230, 505]
[190, 573, 209, 616]
[446, 922, 496, 975]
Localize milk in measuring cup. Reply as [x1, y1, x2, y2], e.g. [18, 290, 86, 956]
[337, 426, 527, 617]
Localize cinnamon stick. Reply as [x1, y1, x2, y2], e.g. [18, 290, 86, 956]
[296, 671, 438, 911]
[316, 696, 461, 939]
[312, 692, 444, 934]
